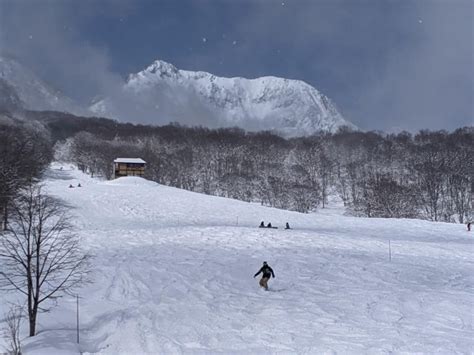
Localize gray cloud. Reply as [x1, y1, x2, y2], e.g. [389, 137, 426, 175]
[0, 0, 472, 131]
[216, 1, 473, 131]
[0, 0, 222, 127]
[98, 82, 220, 128]
[0, 0, 127, 104]
[356, 1, 474, 131]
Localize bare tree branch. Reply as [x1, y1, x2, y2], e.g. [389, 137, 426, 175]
[0, 184, 91, 336]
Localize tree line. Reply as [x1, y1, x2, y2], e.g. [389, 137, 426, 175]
[35, 111, 472, 224]
[1, 109, 472, 223]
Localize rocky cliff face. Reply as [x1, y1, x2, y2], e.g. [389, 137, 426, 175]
[91, 60, 356, 136]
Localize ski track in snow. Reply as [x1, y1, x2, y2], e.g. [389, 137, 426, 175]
[0, 165, 472, 354]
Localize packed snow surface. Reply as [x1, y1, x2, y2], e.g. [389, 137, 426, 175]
[1, 165, 472, 354]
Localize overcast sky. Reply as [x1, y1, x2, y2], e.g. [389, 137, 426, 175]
[0, 0, 472, 132]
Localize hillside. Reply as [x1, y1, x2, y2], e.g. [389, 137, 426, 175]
[0, 164, 472, 354]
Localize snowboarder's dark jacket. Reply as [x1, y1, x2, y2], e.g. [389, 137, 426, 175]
[254, 265, 275, 279]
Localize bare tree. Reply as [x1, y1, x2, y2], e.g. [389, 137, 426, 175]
[0, 184, 91, 336]
[2, 304, 23, 355]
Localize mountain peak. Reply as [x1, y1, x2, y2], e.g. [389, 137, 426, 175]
[94, 59, 357, 136]
[145, 60, 179, 76]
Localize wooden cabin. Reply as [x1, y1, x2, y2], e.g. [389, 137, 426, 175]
[113, 158, 146, 178]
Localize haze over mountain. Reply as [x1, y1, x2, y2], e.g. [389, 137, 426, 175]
[91, 60, 355, 137]
[0, 56, 85, 115]
[0, 55, 355, 136]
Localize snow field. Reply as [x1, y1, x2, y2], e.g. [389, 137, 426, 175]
[0, 164, 472, 354]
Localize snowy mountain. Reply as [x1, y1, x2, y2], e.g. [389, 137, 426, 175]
[0, 56, 84, 114]
[1, 164, 471, 353]
[0, 56, 356, 136]
[91, 60, 356, 137]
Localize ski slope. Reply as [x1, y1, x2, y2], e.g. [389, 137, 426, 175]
[1, 165, 473, 354]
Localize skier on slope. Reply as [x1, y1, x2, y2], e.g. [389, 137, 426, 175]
[253, 261, 275, 291]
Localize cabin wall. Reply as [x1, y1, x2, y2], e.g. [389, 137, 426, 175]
[113, 162, 146, 178]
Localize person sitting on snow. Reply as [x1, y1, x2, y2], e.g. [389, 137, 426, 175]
[259, 221, 265, 228]
[253, 261, 275, 291]
[267, 222, 272, 228]
[285, 222, 291, 229]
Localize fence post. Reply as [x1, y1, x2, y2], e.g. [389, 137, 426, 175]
[76, 294, 80, 344]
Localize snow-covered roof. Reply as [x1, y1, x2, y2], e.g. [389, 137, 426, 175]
[114, 158, 146, 164]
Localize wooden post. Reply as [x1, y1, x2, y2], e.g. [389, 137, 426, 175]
[76, 294, 80, 344]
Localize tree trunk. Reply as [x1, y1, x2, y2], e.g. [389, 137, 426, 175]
[2, 201, 7, 230]
[29, 308, 37, 336]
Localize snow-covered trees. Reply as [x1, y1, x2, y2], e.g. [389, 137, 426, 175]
[37, 111, 472, 223]
[360, 175, 419, 218]
[0, 116, 53, 229]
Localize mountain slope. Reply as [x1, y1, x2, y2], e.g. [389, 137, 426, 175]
[91, 60, 356, 137]
[0, 56, 84, 114]
[1, 165, 471, 354]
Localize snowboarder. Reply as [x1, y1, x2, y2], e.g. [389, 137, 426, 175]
[253, 261, 275, 291]
[285, 222, 291, 230]
[259, 221, 265, 228]
[69, 184, 74, 188]
[267, 222, 272, 228]
[468, 222, 471, 232]
[77, 183, 82, 187]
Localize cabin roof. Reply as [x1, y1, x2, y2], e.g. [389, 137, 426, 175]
[114, 158, 146, 164]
